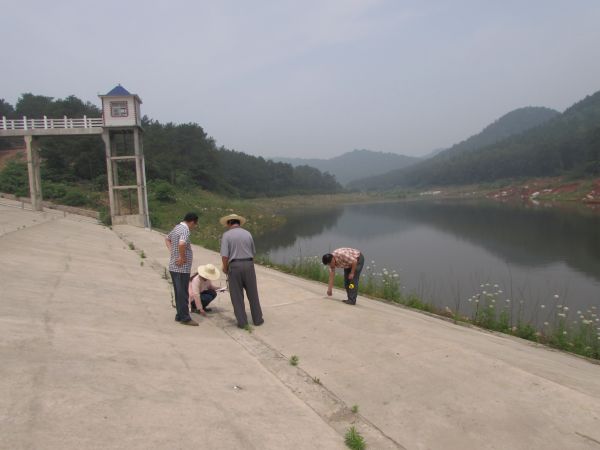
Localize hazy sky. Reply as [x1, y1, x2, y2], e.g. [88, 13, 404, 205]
[3, 0, 600, 158]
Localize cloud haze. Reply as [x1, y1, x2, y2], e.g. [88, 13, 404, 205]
[2, 0, 600, 158]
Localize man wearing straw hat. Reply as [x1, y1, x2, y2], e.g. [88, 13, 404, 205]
[220, 213, 264, 328]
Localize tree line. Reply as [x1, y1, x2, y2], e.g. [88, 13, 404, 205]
[0, 93, 341, 198]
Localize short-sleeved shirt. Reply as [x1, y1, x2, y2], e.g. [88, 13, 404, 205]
[332, 248, 361, 269]
[167, 222, 193, 273]
[220, 227, 255, 261]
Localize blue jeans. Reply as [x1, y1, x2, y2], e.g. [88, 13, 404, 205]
[344, 254, 364, 304]
[191, 290, 217, 310]
[170, 271, 191, 322]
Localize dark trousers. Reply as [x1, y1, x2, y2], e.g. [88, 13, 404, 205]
[191, 289, 217, 310]
[170, 271, 191, 322]
[228, 260, 263, 327]
[344, 254, 365, 304]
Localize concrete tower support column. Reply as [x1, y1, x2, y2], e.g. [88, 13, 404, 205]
[101, 130, 117, 219]
[132, 128, 149, 227]
[24, 135, 43, 211]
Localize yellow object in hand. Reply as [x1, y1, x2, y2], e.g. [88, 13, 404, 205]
[348, 283, 355, 289]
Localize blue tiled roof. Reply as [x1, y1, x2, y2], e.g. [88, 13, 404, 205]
[105, 85, 131, 96]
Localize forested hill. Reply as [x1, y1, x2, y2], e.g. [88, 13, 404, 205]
[441, 106, 559, 156]
[348, 98, 600, 190]
[0, 94, 341, 197]
[270, 149, 420, 184]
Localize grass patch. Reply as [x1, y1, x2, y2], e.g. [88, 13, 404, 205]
[344, 426, 366, 450]
[351, 404, 359, 414]
[289, 355, 299, 366]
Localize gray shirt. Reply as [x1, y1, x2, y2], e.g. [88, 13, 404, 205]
[220, 227, 255, 261]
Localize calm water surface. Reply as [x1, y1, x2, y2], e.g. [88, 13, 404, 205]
[254, 200, 600, 321]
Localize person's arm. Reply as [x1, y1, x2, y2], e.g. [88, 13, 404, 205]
[176, 241, 186, 266]
[327, 268, 335, 296]
[348, 259, 357, 280]
[222, 256, 229, 274]
[165, 236, 172, 251]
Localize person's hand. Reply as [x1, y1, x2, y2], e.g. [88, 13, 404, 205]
[176, 256, 185, 266]
[348, 272, 355, 280]
[327, 288, 332, 296]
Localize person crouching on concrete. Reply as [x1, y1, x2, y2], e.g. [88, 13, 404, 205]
[189, 263, 221, 316]
[322, 248, 365, 305]
[220, 213, 264, 328]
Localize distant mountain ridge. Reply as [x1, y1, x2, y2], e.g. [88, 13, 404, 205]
[349, 105, 579, 190]
[442, 106, 560, 156]
[270, 149, 420, 184]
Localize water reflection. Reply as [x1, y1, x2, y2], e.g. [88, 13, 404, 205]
[258, 200, 600, 283]
[256, 206, 344, 250]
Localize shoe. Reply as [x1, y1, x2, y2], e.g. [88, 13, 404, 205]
[203, 307, 213, 312]
[342, 300, 356, 305]
[181, 319, 199, 326]
[254, 319, 264, 326]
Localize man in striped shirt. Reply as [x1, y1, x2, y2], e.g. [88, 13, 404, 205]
[165, 212, 199, 326]
[322, 247, 365, 305]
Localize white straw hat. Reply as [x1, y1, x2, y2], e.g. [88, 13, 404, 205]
[197, 263, 221, 281]
[219, 213, 247, 227]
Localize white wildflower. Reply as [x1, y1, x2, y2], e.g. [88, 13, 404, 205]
[540, 305, 545, 309]
[554, 294, 560, 299]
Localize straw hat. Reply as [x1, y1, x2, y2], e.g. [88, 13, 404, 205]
[197, 263, 221, 281]
[219, 213, 247, 227]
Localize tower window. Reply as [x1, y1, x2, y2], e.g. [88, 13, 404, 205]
[110, 101, 128, 117]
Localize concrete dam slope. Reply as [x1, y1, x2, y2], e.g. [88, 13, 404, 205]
[1, 199, 600, 450]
